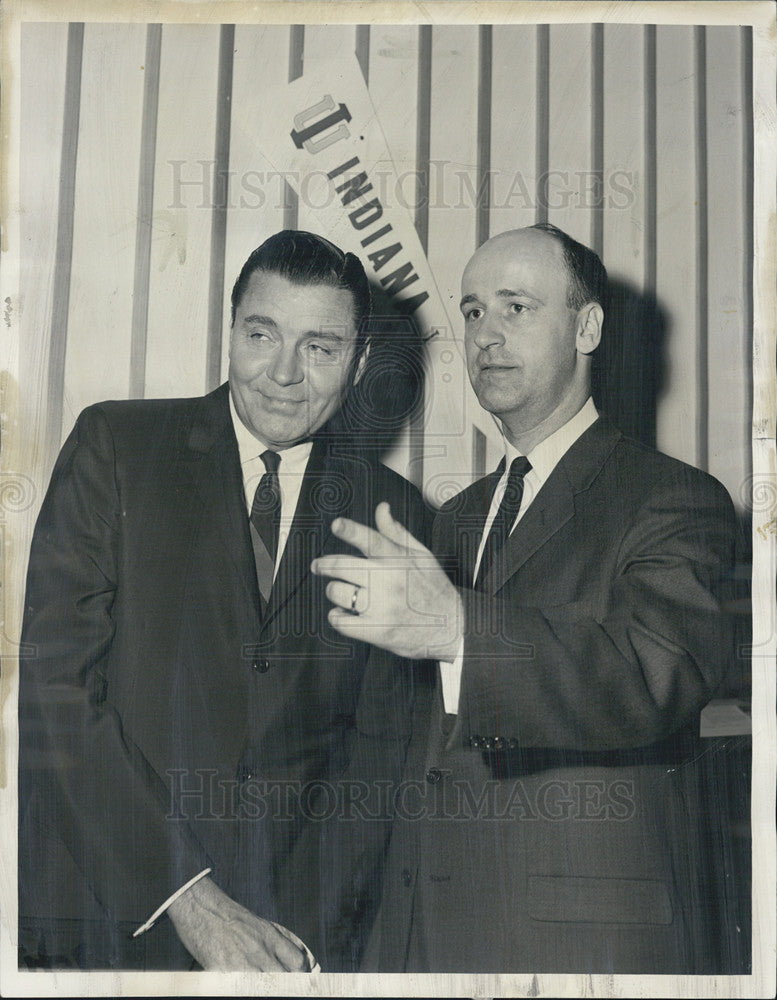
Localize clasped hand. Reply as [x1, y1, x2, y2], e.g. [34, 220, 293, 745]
[312, 502, 464, 662]
[168, 876, 315, 971]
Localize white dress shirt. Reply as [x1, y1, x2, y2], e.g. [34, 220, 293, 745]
[439, 398, 599, 713]
[133, 392, 319, 965]
[229, 393, 313, 574]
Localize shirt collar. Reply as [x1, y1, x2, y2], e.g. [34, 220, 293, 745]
[503, 397, 599, 482]
[228, 388, 313, 474]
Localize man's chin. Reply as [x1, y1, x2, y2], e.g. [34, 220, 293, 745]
[473, 387, 522, 418]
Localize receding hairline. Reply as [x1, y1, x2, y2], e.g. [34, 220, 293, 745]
[462, 227, 570, 285]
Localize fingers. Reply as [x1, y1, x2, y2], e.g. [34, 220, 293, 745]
[374, 502, 426, 552]
[270, 921, 317, 972]
[327, 606, 373, 640]
[330, 515, 398, 558]
[312, 555, 369, 586]
[325, 579, 369, 614]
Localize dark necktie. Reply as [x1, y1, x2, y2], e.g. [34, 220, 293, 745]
[476, 455, 532, 587]
[249, 450, 281, 607]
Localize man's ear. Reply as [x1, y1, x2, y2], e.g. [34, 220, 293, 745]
[353, 341, 371, 385]
[575, 302, 603, 356]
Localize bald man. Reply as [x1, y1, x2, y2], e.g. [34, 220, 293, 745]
[313, 224, 743, 974]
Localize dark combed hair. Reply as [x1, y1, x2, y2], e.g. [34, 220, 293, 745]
[230, 229, 372, 360]
[529, 222, 608, 310]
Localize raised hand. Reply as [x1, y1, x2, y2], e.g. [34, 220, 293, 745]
[312, 502, 464, 661]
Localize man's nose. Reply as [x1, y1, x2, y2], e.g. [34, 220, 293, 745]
[471, 315, 506, 350]
[267, 345, 304, 386]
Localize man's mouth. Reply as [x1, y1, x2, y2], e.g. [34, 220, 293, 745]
[258, 390, 305, 408]
[479, 363, 517, 374]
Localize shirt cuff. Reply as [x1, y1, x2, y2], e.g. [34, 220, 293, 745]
[439, 639, 465, 714]
[132, 867, 212, 937]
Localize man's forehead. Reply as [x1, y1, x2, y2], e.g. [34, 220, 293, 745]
[462, 229, 566, 291]
[241, 270, 356, 323]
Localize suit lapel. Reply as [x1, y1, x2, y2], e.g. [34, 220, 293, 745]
[179, 384, 260, 605]
[488, 465, 576, 592]
[437, 467, 503, 589]
[489, 417, 622, 594]
[262, 438, 331, 628]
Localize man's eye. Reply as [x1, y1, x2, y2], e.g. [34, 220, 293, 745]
[249, 330, 271, 340]
[509, 302, 526, 314]
[464, 308, 482, 321]
[307, 343, 333, 357]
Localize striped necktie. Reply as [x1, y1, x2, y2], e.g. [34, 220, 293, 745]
[249, 450, 281, 608]
[476, 455, 532, 587]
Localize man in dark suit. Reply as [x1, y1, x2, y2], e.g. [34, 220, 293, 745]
[18, 230, 423, 971]
[313, 224, 743, 973]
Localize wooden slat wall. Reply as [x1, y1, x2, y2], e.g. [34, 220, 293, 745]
[144, 25, 221, 401]
[547, 24, 595, 247]
[705, 26, 751, 503]
[654, 27, 702, 467]
[223, 25, 291, 377]
[62, 24, 147, 434]
[19, 20, 753, 517]
[601, 23, 645, 291]
[18, 23, 69, 486]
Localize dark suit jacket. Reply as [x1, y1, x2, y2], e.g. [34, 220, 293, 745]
[18, 383, 424, 970]
[364, 415, 744, 974]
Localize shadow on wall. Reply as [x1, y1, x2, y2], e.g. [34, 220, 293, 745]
[329, 280, 427, 457]
[336, 275, 673, 457]
[592, 277, 668, 450]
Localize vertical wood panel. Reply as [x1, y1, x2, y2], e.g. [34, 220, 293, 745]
[19, 23, 69, 497]
[283, 25, 305, 231]
[535, 24, 550, 225]
[415, 26, 432, 251]
[602, 24, 646, 290]
[426, 26, 493, 484]
[654, 26, 699, 465]
[63, 23, 146, 433]
[590, 23, 604, 257]
[742, 25, 754, 475]
[490, 25, 537, 238]
[705, 27, 749, 498]
[644, 26, 658, 294]
[427, 27, 478, 301]
[694, 27, 709, 470]
[129, 23, 162, 399]
[546, 24, 594, 245]
[205, 24, 235, 392]
[355, 24, 370, 81]
[222, 25, 291, 380]
[144, 24, 220, 399]
[43, 23, 83, 463]
[475, 25, 492, 248]
[368, 25, 420, 226]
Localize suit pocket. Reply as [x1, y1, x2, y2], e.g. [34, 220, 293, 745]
[528, 875, 673, 925]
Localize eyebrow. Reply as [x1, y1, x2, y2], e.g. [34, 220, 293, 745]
[243, 314, 277, 328]
[242, 316, 349, 341]
[309, 330, 348, 343]
[460, 288, 544, 310]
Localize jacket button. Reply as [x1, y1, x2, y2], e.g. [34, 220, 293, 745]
[425, 767, 442, 784]
[252, 658, 270, 673]
[237, 765, 255, 783]
[469, 735, 482, 748]
[401, 868, 412, 887]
